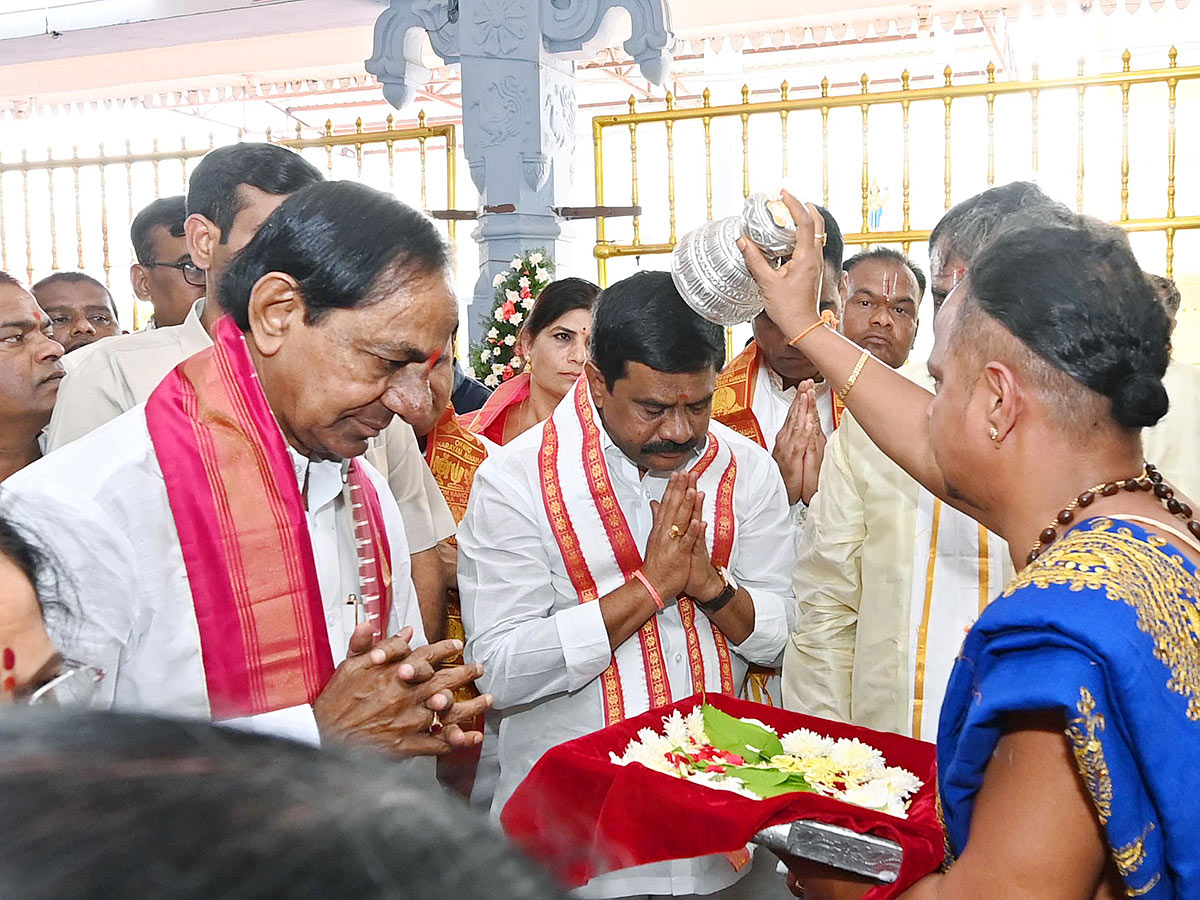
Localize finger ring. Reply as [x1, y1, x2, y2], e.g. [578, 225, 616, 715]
[669, 524, 683, 539]
[429, 711, 444, 735]
[813, 232, 827, 248]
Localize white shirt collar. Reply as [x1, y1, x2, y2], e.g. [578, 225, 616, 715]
[180, 298, 213, 356]
[285, 445, 348, 513]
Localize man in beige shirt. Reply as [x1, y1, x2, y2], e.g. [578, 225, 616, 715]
[784, 183, 1053, 739]
[45, 143, 455, 640]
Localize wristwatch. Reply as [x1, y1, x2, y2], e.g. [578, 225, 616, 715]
[696, 566, 738, 614]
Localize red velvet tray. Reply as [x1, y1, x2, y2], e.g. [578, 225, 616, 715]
[501, 693, 944, 898]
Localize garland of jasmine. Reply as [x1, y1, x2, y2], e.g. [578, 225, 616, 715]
[469, 249, 555, 389]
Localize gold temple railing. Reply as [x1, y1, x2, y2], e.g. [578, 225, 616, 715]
[0, 136, 217, 295]
[591, 48, 1199, 285]
[271, 111, 457, 242]
[0, 114, 457, 328]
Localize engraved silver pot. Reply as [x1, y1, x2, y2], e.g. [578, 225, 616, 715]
[671, 192, 796, 326]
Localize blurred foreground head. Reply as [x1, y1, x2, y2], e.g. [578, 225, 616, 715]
[0, 710, 566, 900]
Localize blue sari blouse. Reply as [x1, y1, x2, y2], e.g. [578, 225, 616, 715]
[938, 517, 1200, 900]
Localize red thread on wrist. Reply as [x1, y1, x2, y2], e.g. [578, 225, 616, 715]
[632, 569, 665, 611]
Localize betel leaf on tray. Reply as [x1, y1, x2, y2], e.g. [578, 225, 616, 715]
[702, 703, 784, 763]
[724, 764, 813, 799]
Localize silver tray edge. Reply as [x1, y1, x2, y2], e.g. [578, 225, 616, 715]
[752, 820, 903, 883]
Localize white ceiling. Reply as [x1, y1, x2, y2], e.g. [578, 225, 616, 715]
[0, 0, 1191, 108]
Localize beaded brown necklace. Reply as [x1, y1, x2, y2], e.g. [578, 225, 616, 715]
[1026, 463, 1200, 566]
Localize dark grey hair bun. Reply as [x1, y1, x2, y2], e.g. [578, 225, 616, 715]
[1111, 372, 1170, 429]
[968, 215, 1171, 430]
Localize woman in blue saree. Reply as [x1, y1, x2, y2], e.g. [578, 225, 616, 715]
[741, 195, 1199, 900]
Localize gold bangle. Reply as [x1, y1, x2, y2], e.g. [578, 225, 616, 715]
[787, 309, 837, 347]
[837, 350, 870, 403]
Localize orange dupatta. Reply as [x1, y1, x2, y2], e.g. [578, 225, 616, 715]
[145, 316, 392, 720]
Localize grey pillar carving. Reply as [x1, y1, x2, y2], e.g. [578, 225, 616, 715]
[367, 0, 675, 342]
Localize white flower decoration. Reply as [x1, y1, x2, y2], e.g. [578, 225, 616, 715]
[662, 710, 692, 749]
[506, 289, 520, 302]
[534, 265, 549, 282]
[492, 272, 506, 288]
[528, 251, 544, 265]
[837, 780, 892, 812]
[481, 349, 492, 361]
[504, 334, 517, 346]
[685, 707, 709, 745]
[511, 313, 523, 327]
[487, 327, 499, 339]
[511, 257, 522, 270]
[493, 308, 505, 322]
[484, 374, 500, 388]
[510, 356, 523, 368]
[687, 770, 758, 800]
[830, 737, 885, 774]
[518, 275, 531, 290]
[781, 728, 834, 759]
[881, 766, 924, 798]
[522, 295, 534, 311]
[491, 363, 505, 376]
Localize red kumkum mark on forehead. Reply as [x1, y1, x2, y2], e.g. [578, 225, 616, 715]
[425, 346, 443, 374]
[2, 676, 13, 693]
[2, 647, 13, 671]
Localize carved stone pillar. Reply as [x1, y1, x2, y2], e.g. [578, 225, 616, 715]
[367, 0, 674, 342]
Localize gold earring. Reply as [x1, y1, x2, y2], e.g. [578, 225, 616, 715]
[989, 426, 1000, 443]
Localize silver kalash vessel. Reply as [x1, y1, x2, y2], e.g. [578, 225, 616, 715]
[671, 192, 797, 326]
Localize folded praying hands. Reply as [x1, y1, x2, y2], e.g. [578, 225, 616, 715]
[773, 379, 826, 507]
[313, 624, 492, 758]
[644, 471, 723, 605]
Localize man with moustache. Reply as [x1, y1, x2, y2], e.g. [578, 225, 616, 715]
[837, 247, 924, 371]
[0, 272, 65, 482]
[459, 271, 793, 900]
[31, 273, 123, 356]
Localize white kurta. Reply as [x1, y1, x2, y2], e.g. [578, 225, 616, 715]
[43, 299, 455, 551]
[751, 362, 836, 453]
[458, 414, 794, 899]
[1, 405, 427, 748]
[783, 364, 1012, 741]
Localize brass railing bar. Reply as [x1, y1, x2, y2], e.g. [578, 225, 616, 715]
[592, 216, 1200, 259]
[589, 62, 1200, 128]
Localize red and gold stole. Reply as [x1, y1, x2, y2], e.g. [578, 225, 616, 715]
[463, 372, 531, 446]
[712, 342, 768, 447]
[540, 378, 737, 728]
[144, 316, 392, 720]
